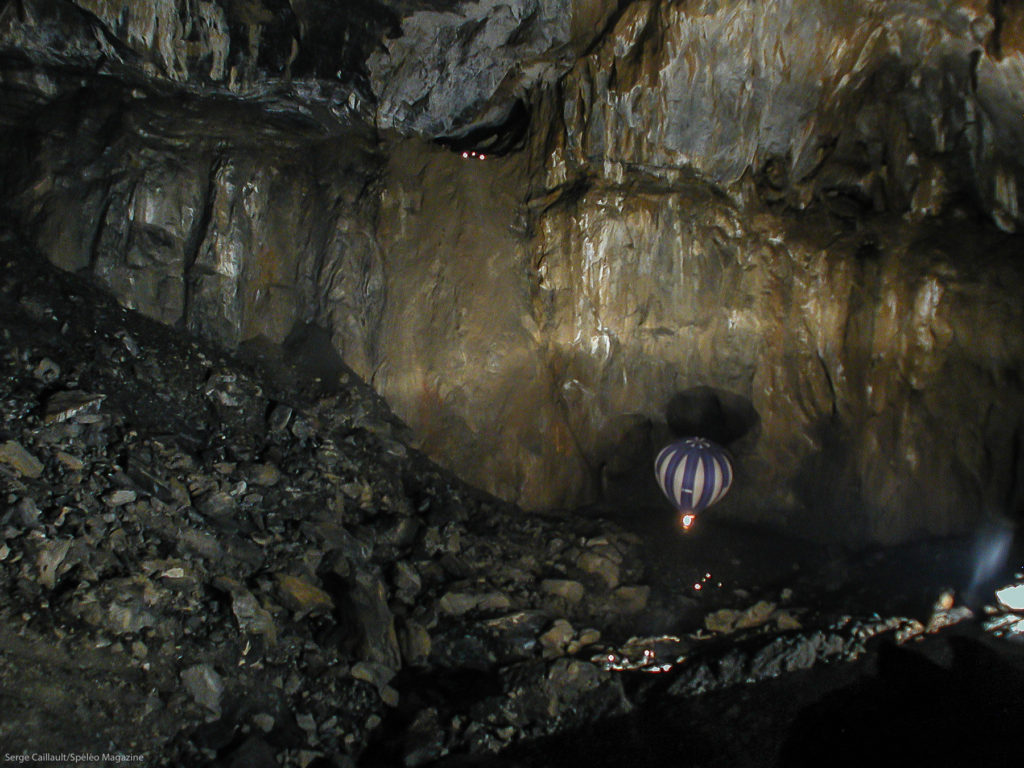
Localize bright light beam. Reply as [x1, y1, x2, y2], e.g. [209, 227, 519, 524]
[966, 517, 1014, 607]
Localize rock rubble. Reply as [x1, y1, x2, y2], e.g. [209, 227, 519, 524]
[0, 227, 692, 763]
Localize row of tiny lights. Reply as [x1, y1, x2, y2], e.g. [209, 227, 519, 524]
[603, 648, 672, 673]
[462, 151, 487, 160]
[693, 572, 723, 591]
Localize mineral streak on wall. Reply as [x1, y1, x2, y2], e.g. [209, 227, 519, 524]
[1, 0, 1023, 543]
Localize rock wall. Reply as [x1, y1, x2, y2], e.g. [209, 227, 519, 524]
[372, 142, 1024, 542]
[2, 0, 1023, 543]
[538, 0, 1024, 230]
[368, 0, 619, 138]
[0, 0, 392, 125]
[532, 188, 1024, 542]
[367, 0, 1024, 541]
[372, 140, 590, 509]
[0, 86, 385, 376]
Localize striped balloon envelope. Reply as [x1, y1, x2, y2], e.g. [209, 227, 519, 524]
[654, 437, 733, 530]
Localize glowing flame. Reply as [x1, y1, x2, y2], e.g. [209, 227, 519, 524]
[679, 512, 696, 531]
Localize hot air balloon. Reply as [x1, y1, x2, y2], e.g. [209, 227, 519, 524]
[654, 437, 733, 531]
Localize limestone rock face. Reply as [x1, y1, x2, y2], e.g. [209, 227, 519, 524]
[0, 0, 394, 125]
[372, 140, 594, 510]
[368, 0, 618, 139]
[2, 88, 385, 376]
[530, 185, 1024, 542]
[372, 143, 1024, 542]
[541, 0, 1024, 231]
[2, 0, 1023, 543]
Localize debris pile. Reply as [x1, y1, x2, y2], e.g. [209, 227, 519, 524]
[0, 230, 667, 765]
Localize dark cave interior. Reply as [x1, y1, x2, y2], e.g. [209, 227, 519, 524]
[1, 1, 1023, 766]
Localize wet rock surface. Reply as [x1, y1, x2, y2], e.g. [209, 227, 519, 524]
[1, 226, 1023, 766]
[0, 0, 398, 122]
[1, 2, 1023, 543]
[368, 0, 617, 141]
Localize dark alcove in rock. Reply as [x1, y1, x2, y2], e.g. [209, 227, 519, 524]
[666, 385, 760, 447]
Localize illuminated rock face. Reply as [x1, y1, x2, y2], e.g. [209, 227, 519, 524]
[0, 90, 387, 378]
[2, 0, 1024, 542]
[372, 141, 1024, 543]
[366, 0, 1024, 541]
[366, 0, 622, 139]
[541, 0, 1024, 231]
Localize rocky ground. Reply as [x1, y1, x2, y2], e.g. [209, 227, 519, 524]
[1, 222, 1023, 768]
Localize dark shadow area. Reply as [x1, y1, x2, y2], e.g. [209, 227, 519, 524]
[592, 413, 662, 510]
[239, 322, 367, 400]
[281, 323, 350, 386]
[435, 99, 531, 156]
[665, 385, 760, 446]
[784, 527, 1019, 623]
[788, 415, 871, 545]
[779, 631, 1024, 767]
[414, 626, 1024, 768]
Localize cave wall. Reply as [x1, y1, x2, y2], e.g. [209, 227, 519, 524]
[540, 0, 1024, 230]
[0, 85, 386, 376]
[0, 0, 392, 120]
[2, 0, 1024, 543]
[372, 140, 1024, 542]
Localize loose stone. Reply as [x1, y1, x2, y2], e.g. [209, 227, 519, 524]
[0, 440, 44, 478]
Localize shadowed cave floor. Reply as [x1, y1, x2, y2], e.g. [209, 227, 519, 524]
[415, 524, 1024, 768]
[424, 624, 1024, 768]
[380, 516, 1024, 768]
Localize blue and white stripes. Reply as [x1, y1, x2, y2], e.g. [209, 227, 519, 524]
[654, 437, 733, 513]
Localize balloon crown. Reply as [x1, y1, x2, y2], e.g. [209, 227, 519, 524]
[654, 437, 734, 517]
